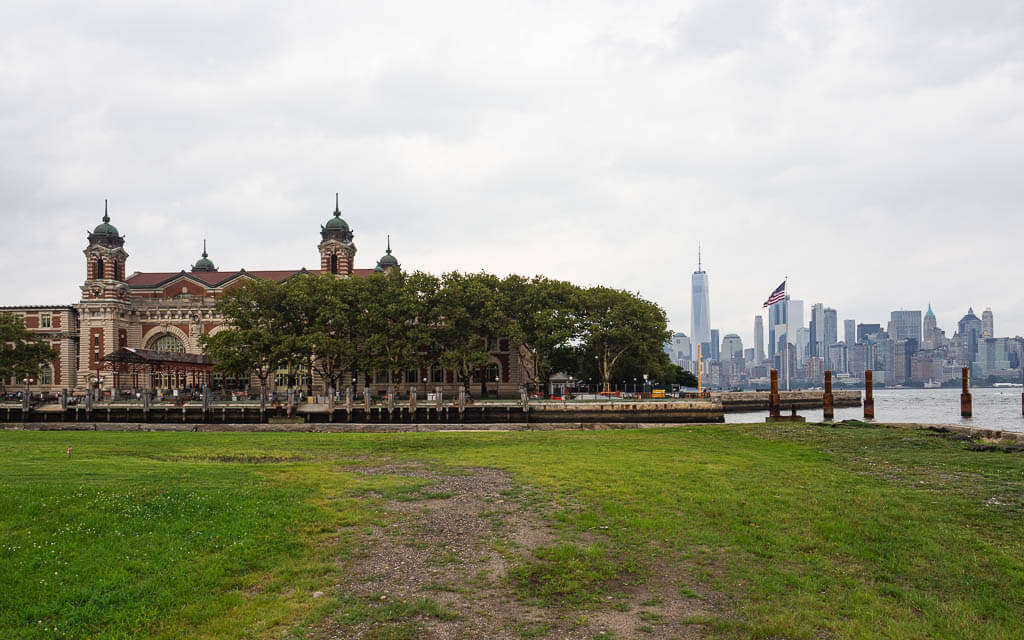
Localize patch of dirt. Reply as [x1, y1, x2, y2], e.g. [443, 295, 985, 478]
[311, 464, 718, 639]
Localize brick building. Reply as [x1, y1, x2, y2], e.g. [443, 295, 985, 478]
[3, 199, 526, 398]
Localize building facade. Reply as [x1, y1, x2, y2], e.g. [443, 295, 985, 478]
[3, 201, 526, 397]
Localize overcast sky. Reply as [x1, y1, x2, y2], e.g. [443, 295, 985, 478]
[2, 1, 1022, 347]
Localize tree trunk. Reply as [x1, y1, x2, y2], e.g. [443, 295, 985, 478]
[258, 380, 266, 422]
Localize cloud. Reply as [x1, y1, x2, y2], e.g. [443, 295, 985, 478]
[1, 0, 1023, 346]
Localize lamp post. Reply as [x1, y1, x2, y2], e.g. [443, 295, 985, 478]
[22, 377, 32, 411]
[643, 373, 649, 398]
[422, 377, 427, 399]
[567, 375, 573, 400]
[633, 377, 637, 396]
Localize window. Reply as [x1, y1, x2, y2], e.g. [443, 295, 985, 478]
[95, 259, 104, 279]
[40, 313, 51, 328]
[486, 363, 500, 382]
[487, 336, 498, 351]
[274, 368, 309, 387]
[405, 369, 418, 383]
[330, 254, 338, 275]
[147, 334, 185, 353]
[39, 365, 53, 386]
[375, 369, 389, 384]
[430, 364, 444, 383]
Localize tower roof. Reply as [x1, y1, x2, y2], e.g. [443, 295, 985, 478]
[322, 193, 353, 241]
[925, 303, 934, 318]
[88, 200, 125, 248]
[374, 235, 399, 272]
[191, 240, 217, 272]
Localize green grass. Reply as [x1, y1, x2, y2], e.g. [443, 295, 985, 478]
[1, 423, 1022, 639]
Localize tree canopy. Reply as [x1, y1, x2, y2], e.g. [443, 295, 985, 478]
[200, 271, 671, 395]
[0, 312, 59, 388]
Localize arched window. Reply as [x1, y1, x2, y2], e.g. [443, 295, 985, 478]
[330, 254, 338, 275]
[39, 364, 53, 386]
[95, 259, 104, 279]
[147, 334, 185, 353]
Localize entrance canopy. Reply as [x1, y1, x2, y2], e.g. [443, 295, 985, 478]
[101, 348, 213, 389]
[102, 348, 211, 371]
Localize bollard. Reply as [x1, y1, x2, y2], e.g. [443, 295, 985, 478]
[409, 388, 416, 417]
[363, 387, 371, 414]
[961, 367, 972, 418]
[823, 371, 834, 421]
[520, 385, 529, 414]
[345, 386, 353, 415]
[864, 370, 874, 419]
[435, 386, 442, 412]
[768, 369, 781, 418]
[457, 386, 466, 420]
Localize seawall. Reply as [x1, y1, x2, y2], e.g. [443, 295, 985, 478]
[0, 399, 725, 425]
[715, 390, 861, 411]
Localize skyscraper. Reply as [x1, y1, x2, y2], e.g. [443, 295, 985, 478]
[891, 310, 922, 344]
[721, 334, 743, 361]
[710, 329, 720, 361]
[823, 308, 838, 370]
[982, 308, 994, 338]
[787, 299, 804, 355]
[810, 303, 825, 357]
[922, 304, 937, 349]
[958, 308, 982, 364]
[844, 319, 856, 347]
[753, 315, 765, 364]
[690, 253, 711, 362]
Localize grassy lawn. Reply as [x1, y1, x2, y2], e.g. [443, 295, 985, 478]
[1, 423, 1022, 639]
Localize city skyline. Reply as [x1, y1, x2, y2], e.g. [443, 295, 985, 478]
[2, 3, 1023, 343]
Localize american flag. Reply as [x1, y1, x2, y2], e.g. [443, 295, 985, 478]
[762, 281, 786, 307]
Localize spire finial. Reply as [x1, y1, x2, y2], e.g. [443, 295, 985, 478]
[386, 234, 392, 254]
[202, 239, 208, 258]
[334, 192, 340, 216]
[103, 199, 110, 223]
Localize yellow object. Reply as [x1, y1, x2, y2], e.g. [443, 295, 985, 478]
[307, 397, 313, 404]
[651, 389, 665, 398]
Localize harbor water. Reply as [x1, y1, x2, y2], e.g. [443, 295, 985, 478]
[725, 387, 1024, 433]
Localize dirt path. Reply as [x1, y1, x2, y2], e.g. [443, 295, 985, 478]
[313, 464, 716, 639]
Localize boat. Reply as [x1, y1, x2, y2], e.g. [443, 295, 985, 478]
[992, 382, 1023, 388]
[923, 380, 940, 389]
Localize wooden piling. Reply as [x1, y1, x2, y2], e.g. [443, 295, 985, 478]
[769, 369, 781, 418]
[823, 371, 834, 421]
[961, 367, 972, 418]
[864, 370, 874, 419]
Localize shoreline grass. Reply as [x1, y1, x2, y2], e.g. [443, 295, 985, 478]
[1, 423, 1021, 639]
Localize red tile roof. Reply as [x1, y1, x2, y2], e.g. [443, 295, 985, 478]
[126, 268, 375, 289]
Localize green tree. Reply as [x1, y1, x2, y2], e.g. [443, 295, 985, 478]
[575, 287, 671, 392]
[356, 270, 438, 392]
[500, 275, 580, 393]
[283, 273, 363, 410]
[435, 272, 508, 395]
[0, 312, 58, 391]
[670, 365, 699, 388]
[200, 279, 289, 412]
